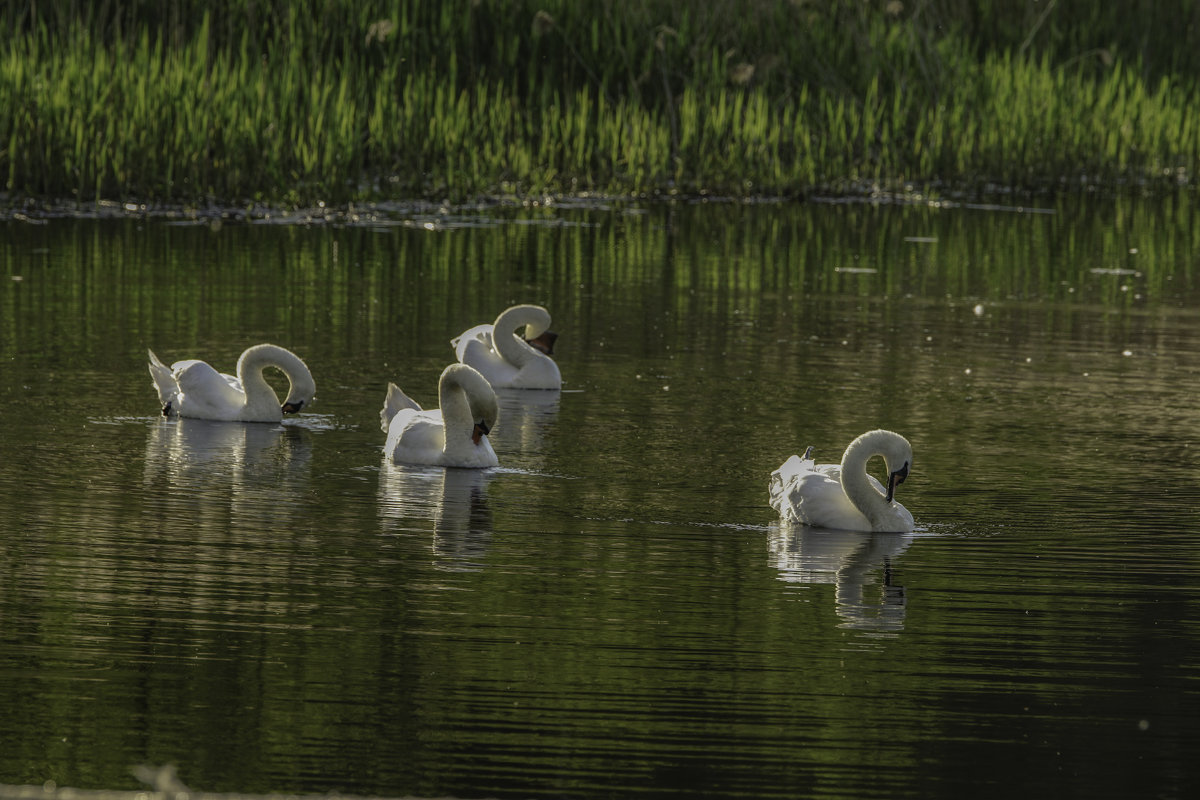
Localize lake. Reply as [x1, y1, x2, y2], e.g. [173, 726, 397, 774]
[2, 195, 1199, 799]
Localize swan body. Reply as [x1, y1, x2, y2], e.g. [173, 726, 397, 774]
[769, 430, 914, 533]
[381, 363, 500, 468]
[147, 344, 315, 422]
[451, 304, 561, 390]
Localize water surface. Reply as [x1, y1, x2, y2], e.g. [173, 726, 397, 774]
[2, 197, 1200, 799]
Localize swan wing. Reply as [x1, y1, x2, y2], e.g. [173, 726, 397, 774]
[454, 326, 519, 387]
[385, 409, 448, 465]
[767, 453, 818, 509]
[220, 372, 244, 393]
[451, 324, 494, 362]
[171, 359, 247, 420]
[770, 457, 872, 532]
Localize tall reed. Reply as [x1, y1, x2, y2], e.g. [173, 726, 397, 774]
[1, 1, 1197, 203]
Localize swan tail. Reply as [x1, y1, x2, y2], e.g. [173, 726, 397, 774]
[147, 349, 178, 412]
[381, 381, 422, 432]
[768, 456, 799, 514]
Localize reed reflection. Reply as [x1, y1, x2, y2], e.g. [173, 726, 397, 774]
[768, 526, 913, 633]
[378, 462, 495, 571]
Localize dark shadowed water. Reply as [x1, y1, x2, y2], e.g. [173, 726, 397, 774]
[2, 196, 1200, 799]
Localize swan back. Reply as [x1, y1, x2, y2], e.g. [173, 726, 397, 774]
[770, 456, 872, 531]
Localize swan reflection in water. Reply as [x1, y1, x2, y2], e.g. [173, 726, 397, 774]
[488, 387, 560, 471]
[378, 461, 495, 571]
[143, 417, 312, 527]
[767, 526, 913, 634]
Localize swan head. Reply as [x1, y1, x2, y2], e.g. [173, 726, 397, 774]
[886, 459, 910, 503]
[281, 372, 317, 414]
[870, 431, 913, 504]
[468, 393, 499, 446]
[524, 329, 558, 356]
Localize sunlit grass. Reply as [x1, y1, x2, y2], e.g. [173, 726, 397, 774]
[0, 1, 1197, 203]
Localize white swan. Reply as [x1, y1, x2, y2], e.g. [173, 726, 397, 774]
[147, 344, 316, 423]
[380, 363, 500, 468]
[769, 430, 914, 533]
[451, 304, 561, 389]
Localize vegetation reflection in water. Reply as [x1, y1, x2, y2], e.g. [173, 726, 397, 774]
[3, 194, 1199, 367]
[1, 197, 1200, 800]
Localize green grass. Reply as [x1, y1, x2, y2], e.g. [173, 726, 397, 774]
[1, 1, 1198, 204]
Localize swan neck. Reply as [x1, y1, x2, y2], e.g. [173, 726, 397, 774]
[439, 373, 471, 443]
[438, 367, 487, 457]
[237, 348, 285, 405]
[840, 439, 891, 524]
[492, 306, 550, 368]
[236, 344, 314, 414]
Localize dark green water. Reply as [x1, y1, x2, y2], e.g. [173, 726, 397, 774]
[2, 197, 1200, 799]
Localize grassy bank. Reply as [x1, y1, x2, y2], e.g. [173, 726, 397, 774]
[2, 1, 1198, 204]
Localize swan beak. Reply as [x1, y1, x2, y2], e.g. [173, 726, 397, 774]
[525, 330, 558, 356]
[886, 462, 910, 504]
[281, 400, 305, 414]
[472, 419, 492, 445]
